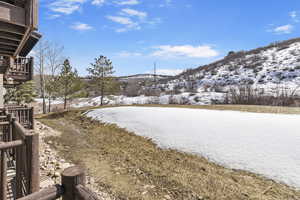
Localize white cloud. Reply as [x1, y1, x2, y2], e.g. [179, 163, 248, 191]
[92, 0, 105, 5]
[147, 17, 162, 25]
[48, 0, 141, 16]
[115, 0, 139, 5]
[121, 8, 147, 19]
[117, 51, 142, 57]
[152, 45, 219, 58]
[106, 15, 140, 32]
[70, 22, 93, 31]
[290, 11, 297, 18]
[273, 24, 294, 34]
[107, 16, 134, 25]
[108, 8, 160, 32]
[146, 69, 183, 76]
[48, 14, 61, 19]
[159, 0, 172, 7]
[49, 0, 86, 15]
[289, 11, 299, 23]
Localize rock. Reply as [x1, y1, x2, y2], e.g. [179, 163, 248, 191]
[45, 148, 51, 154]
[61, 163, 71, 169]
[53, 172, 60, 178]
[136, 169, 143, 175]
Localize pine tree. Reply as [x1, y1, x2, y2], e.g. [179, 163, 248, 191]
[5, 81, 36, 105]
[57, 59, 83, 109]
[45, 76, 60, 108]
[87, 55, 118, 105]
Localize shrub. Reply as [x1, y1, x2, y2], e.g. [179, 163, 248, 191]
[224, 85, 298, 106]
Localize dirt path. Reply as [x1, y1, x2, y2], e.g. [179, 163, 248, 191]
[38, 110, 300, 200]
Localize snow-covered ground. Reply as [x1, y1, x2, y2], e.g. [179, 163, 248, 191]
[85, 106, 300, 189]
[72, 92, 225, 108]
[35, 98, 64, 105]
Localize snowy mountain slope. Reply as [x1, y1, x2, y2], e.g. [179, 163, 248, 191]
[157, 38, 300, 94]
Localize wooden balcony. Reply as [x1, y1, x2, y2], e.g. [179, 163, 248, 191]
[4, 57, 33, 85]
[0, 0, 41, 58]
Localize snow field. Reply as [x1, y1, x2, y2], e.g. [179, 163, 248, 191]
[86, 106, 300, 188]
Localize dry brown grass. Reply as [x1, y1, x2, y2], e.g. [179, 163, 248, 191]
[36, 104, 300, 120]
[38, 109, 300, 200]
[129, 104, 300, 115]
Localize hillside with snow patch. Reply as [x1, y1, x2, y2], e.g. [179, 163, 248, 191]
[118, 74, 172, 81]
[156, 38, 300, 95]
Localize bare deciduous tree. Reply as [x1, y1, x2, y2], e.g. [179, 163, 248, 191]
[45, 43, 64, 112]
[34, 39, 49, 114]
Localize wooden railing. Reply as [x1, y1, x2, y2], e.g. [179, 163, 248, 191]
[0, 109, 100, 200]
[0, 56, 9, 67]
[6, 57, 34, 84]
[0, 113, 39, 199]
[17, 166, 100, 200]
[6, 106, 34, 129]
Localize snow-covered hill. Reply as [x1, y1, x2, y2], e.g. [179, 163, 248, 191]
[157, 38, 300, 95]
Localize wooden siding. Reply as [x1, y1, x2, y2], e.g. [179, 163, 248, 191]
[0, 0, 40, 57]
[0, 2, 26, 26]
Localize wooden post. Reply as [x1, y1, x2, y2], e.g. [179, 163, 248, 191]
[0, 150, 7, 200]
[30, 107, 34, 129]
[25, 131, 40, 194]
[15, 145, 22, 198]
[11, 117, 16, 160]
[0, 73, 3, 109]
[29, 57, 34, 81]
[16, 185, 64, 200]
[75, 185, 99, 200]
[7, 114, 12, 142]
[61, 166, 86, 200]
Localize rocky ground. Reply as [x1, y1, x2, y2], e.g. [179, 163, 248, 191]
[36, 120, 114, 200]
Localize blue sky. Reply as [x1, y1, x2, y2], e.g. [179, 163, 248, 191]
[40, 0, 300, 76]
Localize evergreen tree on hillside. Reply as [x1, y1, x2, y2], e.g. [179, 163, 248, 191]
[57, 59, 83, 109]
[87, 55, 119, 105]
